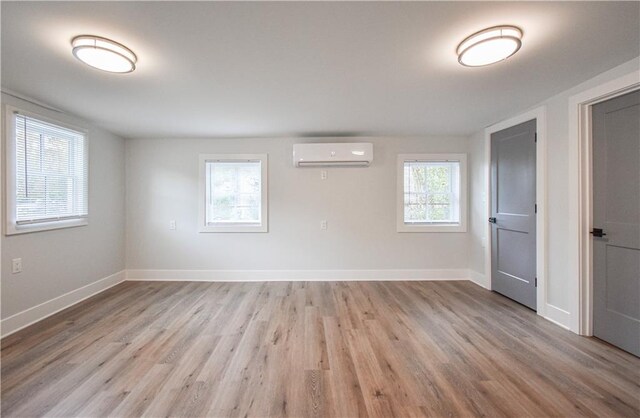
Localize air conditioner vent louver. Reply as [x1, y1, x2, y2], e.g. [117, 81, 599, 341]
[293, 143, 373, 167]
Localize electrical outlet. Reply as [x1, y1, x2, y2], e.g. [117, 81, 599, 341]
[169, 220, 176, 230]
[320, 220, 328, 230]
[12, 258, 22, 274]
[320, 170, 328, 180]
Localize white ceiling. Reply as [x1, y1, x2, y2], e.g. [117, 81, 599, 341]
[2, 1, 639, 139]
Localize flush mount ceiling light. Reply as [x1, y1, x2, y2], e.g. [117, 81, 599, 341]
[71, 35, 137, 73]
[457, 26, 522, 67]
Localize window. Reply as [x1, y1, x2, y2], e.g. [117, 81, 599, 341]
[397, 153, 467, 232]
[198, 154, 268, 232]
[5, 106, 88, 235]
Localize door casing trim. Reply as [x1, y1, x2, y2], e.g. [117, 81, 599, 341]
[569, 71, 640, 336]
[484, 106, 548, 317]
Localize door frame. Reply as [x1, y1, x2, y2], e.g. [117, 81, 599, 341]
[569, 71, 640, 335]
[484, 106, 548, 317]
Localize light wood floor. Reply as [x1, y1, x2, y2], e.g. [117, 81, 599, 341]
[2, 281, 639, 417]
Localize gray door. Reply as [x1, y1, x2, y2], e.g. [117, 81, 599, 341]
[491, 119, 537, 310]
[592, 90, 640, 357]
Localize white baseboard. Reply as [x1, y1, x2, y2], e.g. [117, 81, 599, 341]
[468, 270, 489, 289]
[1, 270, 126, 338]
[126, 268, 470, 282]
[544, 303, 572, 331]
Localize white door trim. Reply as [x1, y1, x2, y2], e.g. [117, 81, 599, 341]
[568, 71, 640, 335]
[484, 106, 548, 317]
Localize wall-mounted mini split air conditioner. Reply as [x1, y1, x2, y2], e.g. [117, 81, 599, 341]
[292, 143, 373, 167]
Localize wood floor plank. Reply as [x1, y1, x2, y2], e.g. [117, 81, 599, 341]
[322, 315, 369, 418]
[2, 280, 639, 417]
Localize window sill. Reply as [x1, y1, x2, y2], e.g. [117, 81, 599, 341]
[6, 218, 88, 235]
[397, 223, 466, 233]
[199, 224, 268, 233]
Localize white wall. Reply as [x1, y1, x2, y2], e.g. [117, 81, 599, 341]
[467, 130, 486, 286]
[1, 94, 126, 322]
[468, 57, 640, 329]
[126, 136, 471, 276]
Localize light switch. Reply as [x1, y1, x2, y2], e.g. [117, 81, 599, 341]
[169, 220, 176, 230]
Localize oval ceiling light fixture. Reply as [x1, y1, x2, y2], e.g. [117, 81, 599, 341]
[457, 25, 522, 67]
[71, 35, 137, 73]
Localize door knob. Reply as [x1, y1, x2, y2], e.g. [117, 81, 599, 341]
[590, 228, 607, 238]
[488, 217, 497, 224]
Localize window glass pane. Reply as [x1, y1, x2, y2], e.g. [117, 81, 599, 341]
[408, 164, 428, 193]
[403, 161, 459, 224]
[206, 161, 262, 224]
[404, 192, 427, 222]
[14, 114, 87, 224]
[425, 164, 451, 194]
[427, 193, 451, 221]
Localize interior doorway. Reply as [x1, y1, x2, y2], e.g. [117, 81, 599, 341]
[590, 90, 639, 356]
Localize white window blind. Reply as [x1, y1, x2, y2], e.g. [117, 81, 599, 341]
[205, 160, 262, 225]
[403, 161, 460, 224]
[14, 113, 88, 225]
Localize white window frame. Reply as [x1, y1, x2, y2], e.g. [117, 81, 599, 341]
[198, 153, 268, 233]
[397, 153, 467, 233]
[4, 105, 89, 235]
